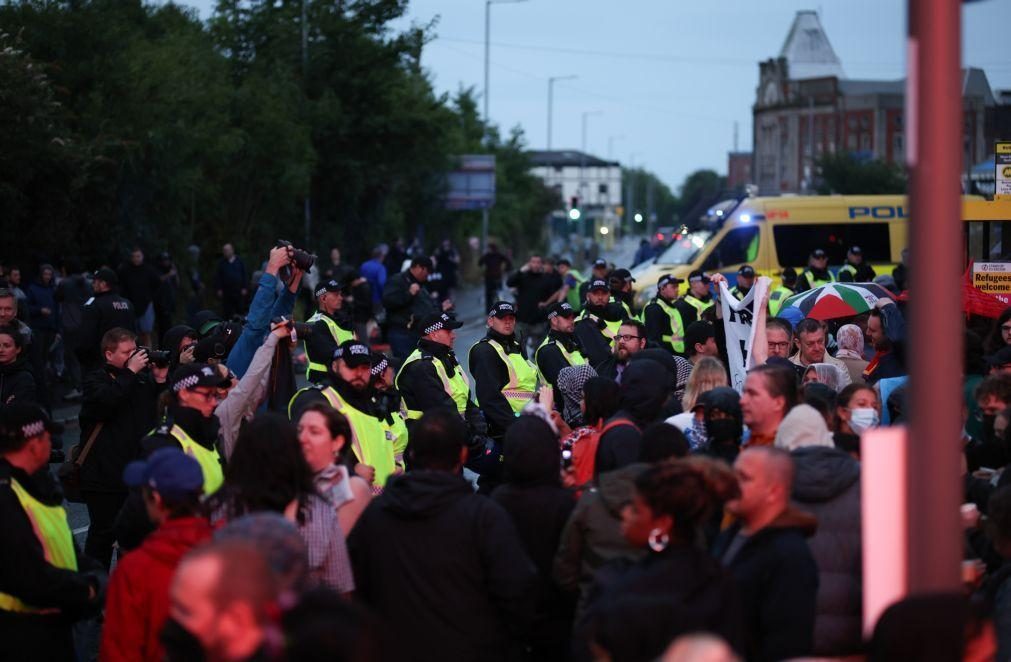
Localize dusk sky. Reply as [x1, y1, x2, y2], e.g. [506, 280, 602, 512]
[186, 0, 1011, 192]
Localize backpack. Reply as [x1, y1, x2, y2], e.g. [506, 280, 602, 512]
[562, 418, 638, 489]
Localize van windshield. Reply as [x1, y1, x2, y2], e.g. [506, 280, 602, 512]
[654, 231, 712, 265]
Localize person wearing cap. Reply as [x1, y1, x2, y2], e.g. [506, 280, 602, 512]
[642, 274, 684, 353]
[304, 278, 356, 384]
[469, 301, 539, 442]
[289, 340, 395, 493]
[671, 270, 716, 352]
[576, 278, 629, 365]
[370, 352, 408, 473]
[383, 256, 446, 360]
[79, 327, 169, 569]
[0, 404, 105, 659]
[837, 246, 876, 283]
[768, 268, 798, 317]
[578, 258, 611, 303]
[77, 266, 137, 369]
[730, 265, 757, 303]
[535, 302, 587, 401]
[608, 268, 637, 317]
[797, 249, 836, 293]
[101, 448, 212, 662]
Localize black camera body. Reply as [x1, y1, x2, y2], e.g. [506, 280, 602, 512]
[141, 348, 172, 367]
[193, 322, 240, 362]
[276, 239, 316, 271]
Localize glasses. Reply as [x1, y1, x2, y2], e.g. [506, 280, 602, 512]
[188, 388, 222, 403]
[615, 334, 641, 342]
[768, 341, 791, 350]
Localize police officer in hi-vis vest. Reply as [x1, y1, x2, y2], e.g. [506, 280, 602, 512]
[575, 278, 628, 366]
[642, 274, 684, 353]
[796, 248, 836, 292]
[671, 270, 716, 354]
[0, 404, 105, 660]
[289, 340, 395, 494]
[535, 302, 587, 402]
[304, 279, 356, 383]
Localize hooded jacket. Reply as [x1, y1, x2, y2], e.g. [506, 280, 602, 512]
[0, 356, 36, 406]
[100, 516, 213, 662]
[348, 470, 537, 662]
[712, 508, 819, 662]
[791, 446, 863, 656]
[554, 463, 648, 621]
[594, 360, 668, 475]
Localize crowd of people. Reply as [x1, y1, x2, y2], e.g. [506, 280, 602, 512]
[1, 236, 1010, 662]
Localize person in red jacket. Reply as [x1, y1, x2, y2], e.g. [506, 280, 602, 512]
[100, 447, 212, 662]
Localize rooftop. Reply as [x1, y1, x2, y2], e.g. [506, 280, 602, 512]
[526, 150, 620, 168]
[779, 10, 845, 81]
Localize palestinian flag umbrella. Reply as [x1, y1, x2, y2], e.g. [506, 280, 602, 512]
[780, 282, 897, 321]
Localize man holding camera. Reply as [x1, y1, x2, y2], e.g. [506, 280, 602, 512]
[79, 327, 169, 569]
[77, 268, 137, 370]
[304, 279, 355, 384]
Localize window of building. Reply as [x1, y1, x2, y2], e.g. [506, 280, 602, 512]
[773, 223, 891, 267]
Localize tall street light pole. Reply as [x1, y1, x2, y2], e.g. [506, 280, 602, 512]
[547, 75, 577, 150]
[580, 111, 602, 238]
[482, 0, 529, 252]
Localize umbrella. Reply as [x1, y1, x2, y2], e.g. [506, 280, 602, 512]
[780, 282, 897, 321]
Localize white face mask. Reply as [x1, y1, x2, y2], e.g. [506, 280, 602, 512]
[849, 408, 880, 435]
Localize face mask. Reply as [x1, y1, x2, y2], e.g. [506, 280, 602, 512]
[849, 408, 880, 435]
[160, 617, 206, 662]
[706, 419, 740, 444]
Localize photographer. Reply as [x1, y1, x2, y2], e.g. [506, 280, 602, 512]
[304, 279, 355, 384]
[224, 244, 302, 379]
[78, 328, 168, 569]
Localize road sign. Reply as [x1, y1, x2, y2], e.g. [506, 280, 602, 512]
[997, 142, 1011, 201]
[444, 155, 496, 210]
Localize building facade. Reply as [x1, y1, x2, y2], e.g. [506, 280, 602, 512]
[527, 150, 623, 236]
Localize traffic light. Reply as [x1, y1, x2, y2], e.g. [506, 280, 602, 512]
[568, 196, 581, 221]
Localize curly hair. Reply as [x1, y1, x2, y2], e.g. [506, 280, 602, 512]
[634, 457, 740, 544]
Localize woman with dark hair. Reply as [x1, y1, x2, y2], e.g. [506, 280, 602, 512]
[556, 376, 621, 489]
[208, 412, 355, 594]
[298, 402, 372, 534]
[580, 457, 744, 661]
[834, 383, 880, 457]
[0, 324, 36, 407]
[986, 308, 1011, 355]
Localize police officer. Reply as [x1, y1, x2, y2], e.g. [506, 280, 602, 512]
[304, 279, 356, 383]
[671, 270, 716, 353]
[575, 278, 629, 365]
[730, 265, 757, 301]
[383, 256, 446, 360]
[77, 267, 137, 369]
[578, 258, 611, 303]
[469, 302, 538, 441]
[642, 274, 684, 353]
[0, 404, 105, 660]
[796, 248, 836, 292]
[535, 302, 586, 401]
[289, 340, 394, 494]
[768, 267, 798, 316]
[609, 268, 636, 317]
[370, 353, 408, 473]
[837, 245, 876, 282]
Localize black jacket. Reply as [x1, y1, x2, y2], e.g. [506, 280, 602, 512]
[78, 364, 165, 493]
[349, 470, 537, 662]
[837, 261, 876, 282]
[791, 446, 863, 657]
[505, 271, 555, 324]
[594, 360, 668, 475]
[534, 330, 583, 389]
[582, 545, 745, 662]
[0, 357, 37, 407]
[0, 460, 103, 659]
[796, 267, 834, 293]
[304, 310, 354, 383]
[77, 291, 136, 368]
[712, 508, 820, 662]
[117, 263, 162, 315]
[382, 271, 438, 333]
[574, 302, 628, 367]
[398, 339, 479, 418]
[672, 294, 715, 328]
[642, 296, 678, 353]
[469, 330, 526, 438]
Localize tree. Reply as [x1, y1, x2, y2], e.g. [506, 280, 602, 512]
[816, 152, 907, 194]
[677, 169, 725, 222]
[621, 168, 679, 232]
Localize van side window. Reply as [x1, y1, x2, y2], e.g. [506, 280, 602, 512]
[772, 224, 891, 266]
[705, 226, 760, 270]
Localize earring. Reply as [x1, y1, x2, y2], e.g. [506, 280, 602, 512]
[648, 528, 669, 553]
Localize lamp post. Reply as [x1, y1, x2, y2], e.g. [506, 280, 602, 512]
[580, 111, 602, 238]
[547, 75, 577, 150]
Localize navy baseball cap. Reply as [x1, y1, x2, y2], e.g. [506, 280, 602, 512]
[657, 274, 683, 289]
[738, 265, 756, 278]
[687, 270, 710, 284]
[170, 363, 231, 393]
[588, 278, 610, 292]
[417, 312, 463, 336]
[334, 340, 372, 367]
[92, 267, 118, 286]
[610, 268, 635, 283]
[849, 246, 863, 255]
[546, 302, 577, 319]
[592, 259, 608, 270]
[0, 404, 64, 450]
[488, 301, 517, 319]
[124, 447, 204, 500]
[811, 248, 827, 258]
[314, 279, 343, 299]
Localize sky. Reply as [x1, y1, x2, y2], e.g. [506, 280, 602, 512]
[185, 0, 1010, 192]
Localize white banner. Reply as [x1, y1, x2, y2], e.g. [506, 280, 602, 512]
[719, 277, 771, 393]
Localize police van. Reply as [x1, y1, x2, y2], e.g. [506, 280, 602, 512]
[630, 194, 950, 308]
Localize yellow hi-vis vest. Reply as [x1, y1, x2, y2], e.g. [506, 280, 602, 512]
[0, 478, 77, 614]
[650, 297, 683, 352]
[801, 269, 836, 289]
[768, 286, 795, 316]
[482, 339, 538, 414]
[292, 386, 395, 494]
[169, 424, 224, 495]
[395, 349, 471, 420]
[380, 409, 409, 471]
[305, 312, 356, 379]
[672, 296, 713, 353]
[534, 336, 587, 384]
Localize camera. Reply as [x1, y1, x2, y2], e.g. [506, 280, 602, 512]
[141, 348, 172, 367]
[561, 437, 575, 470]
[276, 240, 316, 272]
[193, 322, 240, 362]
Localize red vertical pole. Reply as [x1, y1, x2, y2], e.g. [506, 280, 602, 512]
[906, 0, 963, 591]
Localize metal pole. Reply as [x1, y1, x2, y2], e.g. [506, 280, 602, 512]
[905, 0, 962, 592]
[547, 79, 553, 150]
[483, 0, 491, 125]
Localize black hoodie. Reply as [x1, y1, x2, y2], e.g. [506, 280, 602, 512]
[349, 470, 537, 662]
[0, 356, 36, 406]
[594, 359, 668, 475]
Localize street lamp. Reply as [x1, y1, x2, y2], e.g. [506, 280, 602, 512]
[547, 75, 577, 150]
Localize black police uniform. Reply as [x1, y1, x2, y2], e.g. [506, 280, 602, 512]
[77, 290, 137, 368]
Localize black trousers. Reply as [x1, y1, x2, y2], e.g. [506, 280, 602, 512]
[82, 491, 126, 570]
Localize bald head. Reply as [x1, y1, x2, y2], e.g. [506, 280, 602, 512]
[746, 446, 795, 492]
[728, 446, 795, 533]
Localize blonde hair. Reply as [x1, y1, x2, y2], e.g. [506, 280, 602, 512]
[681, 357, 728, 411]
